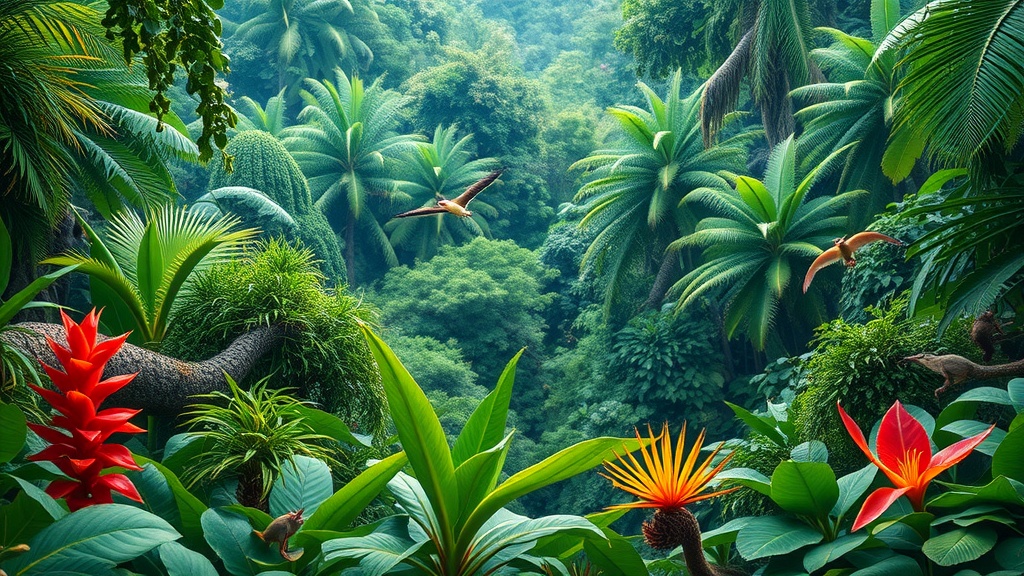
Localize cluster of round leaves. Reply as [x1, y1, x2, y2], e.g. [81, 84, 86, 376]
[101, 0, 235, 165]
[608, 308, 726, 426]
[163, 238, 386, 436]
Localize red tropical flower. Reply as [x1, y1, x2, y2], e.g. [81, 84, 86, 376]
[27, 308, 145, 510]
[838, 400, 993, 531]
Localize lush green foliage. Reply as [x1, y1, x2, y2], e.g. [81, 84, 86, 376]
[572, 71, 748, 311]
[181, 375, 340, 509]
[3, 0, 1024, 573]
[208, 130, 344, 279]
[706, 384, 1024, 576]
[323, 325, 648, 575]
[375, 238, 555, 393]
[791, 8, 902, 224]
[793, 297, 976, 473]
[699, 0, 821, 145]
[284, 69, 421, 284]
[44, 206, 256, 346]
[163, 240, 386, 432]
[232, 0, 374, 90]
[102, 0, 234, 164]
[608, 309, 726, 425]
[671, 137, 861, 351]
[0, 219, 75, 411]
[614, 0, 712, 78]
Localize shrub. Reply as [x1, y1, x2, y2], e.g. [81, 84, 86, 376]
[163, 239, 386, 435]
[608, 308, 727, 427]
[792, 296, 975, 473]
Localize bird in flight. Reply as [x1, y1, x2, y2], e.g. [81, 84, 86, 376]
[802, 231, 903, 293]
[393, 169, 504, 219]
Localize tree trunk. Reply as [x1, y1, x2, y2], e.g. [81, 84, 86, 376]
[644, 251, 681, 310]
[345, 213, 356, 287]
[1, 323, 288, 416]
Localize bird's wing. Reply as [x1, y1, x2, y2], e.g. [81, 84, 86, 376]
[803, 246, 843, 293]
[845, 231, 903, 251]
[393, 207, 447, 219]
[452, 169, 504, 208]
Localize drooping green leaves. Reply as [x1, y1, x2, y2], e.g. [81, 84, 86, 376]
[5, 504, 179, 576]
[0, 402, 26, 464]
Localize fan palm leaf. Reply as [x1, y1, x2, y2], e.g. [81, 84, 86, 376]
[283, 69, 421, 284]
[669, 136, 860, 351]
[43, 206, 257, 346]
[572, 71, 750, 312]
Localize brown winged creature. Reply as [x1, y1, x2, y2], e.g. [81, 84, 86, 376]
[393, 169, 503, 219]
[802, 232, 904, 293]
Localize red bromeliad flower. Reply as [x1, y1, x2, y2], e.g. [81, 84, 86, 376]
[27, 309, 145, 510]
[838, 400, 994, 531]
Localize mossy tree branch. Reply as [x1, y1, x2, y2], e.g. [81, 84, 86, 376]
[2, 322, 287, 415]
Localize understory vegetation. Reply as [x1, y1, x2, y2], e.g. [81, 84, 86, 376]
[1, 0, 1023, 574]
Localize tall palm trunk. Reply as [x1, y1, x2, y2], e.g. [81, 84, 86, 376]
[345, 213, 356, 286]
[644, 251, 681, 310]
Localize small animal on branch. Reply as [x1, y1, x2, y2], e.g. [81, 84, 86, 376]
[393, 169, 503, 219]
[971, 310, 1008, 362]
[802, 232, 904, 293]
[254, 509, 305, 561]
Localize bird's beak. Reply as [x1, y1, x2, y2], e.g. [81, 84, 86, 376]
[900, 354, 922, 365]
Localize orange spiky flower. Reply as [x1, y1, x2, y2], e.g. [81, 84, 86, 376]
[602, 422, 738, 512]
[602, 423, 738, 576]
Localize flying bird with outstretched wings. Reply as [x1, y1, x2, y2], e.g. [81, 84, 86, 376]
[802, 231, 904, 293]
[393, 169, 504, 219]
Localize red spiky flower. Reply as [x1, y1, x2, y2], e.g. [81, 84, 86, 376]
[27, 308, 145, 510]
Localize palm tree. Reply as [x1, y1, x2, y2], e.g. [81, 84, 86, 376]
[283, 69, 422, 284]
[233, 0, 374, 91]
[882, 0, 1024, 173]
[234, 88, 288, 137]
[386, 125, 501, 262]
[700, 0, 823, 147]
[1, 0, 196, 293]
[789, 0, 905, 225]
[669, 137, 861, 352]
[571, 71, 750, 313]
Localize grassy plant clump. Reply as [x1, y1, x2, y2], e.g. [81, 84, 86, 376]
[163, 238, 386, 435]
[792, 296, 974, 473]
[181, 376, 340, 510]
